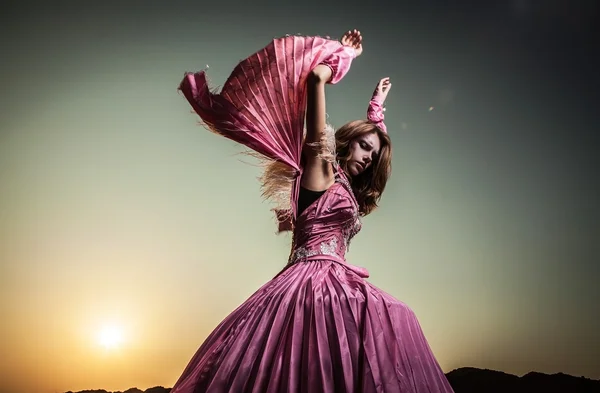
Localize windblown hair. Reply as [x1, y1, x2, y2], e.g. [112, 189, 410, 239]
[255, 120, 391, 228]
[335, 120, 392, 216]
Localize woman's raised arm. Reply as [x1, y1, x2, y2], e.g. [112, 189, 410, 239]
[301, 65, 335, 191]
[301, 30, 363, 191]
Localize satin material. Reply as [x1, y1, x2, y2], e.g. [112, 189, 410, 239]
[179, 35, 355, 232]
[179, 35, 355, 174]
[172, 262, 454, 393]
[174, 35, 455, 392]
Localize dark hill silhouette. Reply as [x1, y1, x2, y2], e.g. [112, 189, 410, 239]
[64, 369, 600, 393]
[65, 388, 162, 393]
[446, 367, 600, 393]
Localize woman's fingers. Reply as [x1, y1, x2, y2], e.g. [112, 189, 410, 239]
[342, 29, 362, 48]
[341, 29, 364, 57]
[375, 77, 392, 94]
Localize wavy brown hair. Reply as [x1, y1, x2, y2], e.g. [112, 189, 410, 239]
[336, 120, 392, 216]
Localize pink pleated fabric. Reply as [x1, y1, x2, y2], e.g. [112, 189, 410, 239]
[179, 35, 354, 174]
[179, 35, 356, 229]
[175, 35, 455, 392]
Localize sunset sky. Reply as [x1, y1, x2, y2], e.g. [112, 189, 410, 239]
[1, 1, 598, 392]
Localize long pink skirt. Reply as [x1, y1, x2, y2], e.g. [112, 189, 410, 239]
[171, 260, 455, 393]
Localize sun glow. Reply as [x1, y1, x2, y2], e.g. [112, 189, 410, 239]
[98, 325, 124, 349]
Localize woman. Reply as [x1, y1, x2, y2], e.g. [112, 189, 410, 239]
[174, 30, 455, 393]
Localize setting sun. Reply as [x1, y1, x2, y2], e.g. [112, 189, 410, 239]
[98, 325, 123, 349]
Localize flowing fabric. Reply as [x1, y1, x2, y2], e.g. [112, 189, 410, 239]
[179, 35, 355, 230]
[174, 35, 455, 393]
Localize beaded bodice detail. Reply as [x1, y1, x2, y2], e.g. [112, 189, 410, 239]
[288, 170, 362, 265]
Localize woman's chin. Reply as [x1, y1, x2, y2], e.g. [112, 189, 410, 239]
[348, 163, 361, 177]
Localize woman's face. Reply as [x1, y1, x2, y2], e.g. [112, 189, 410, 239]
[346, 132, 381, 176]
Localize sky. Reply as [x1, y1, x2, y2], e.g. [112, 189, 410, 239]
[0, 1, 598, 392]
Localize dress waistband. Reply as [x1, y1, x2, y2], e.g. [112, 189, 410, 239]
[291, 254, 370, 278]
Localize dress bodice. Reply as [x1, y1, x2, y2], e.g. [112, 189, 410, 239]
[288, 170, 364, 274]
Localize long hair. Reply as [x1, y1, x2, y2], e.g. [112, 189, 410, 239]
[256, 120, 391, 229]
[335, 120, 392, 216]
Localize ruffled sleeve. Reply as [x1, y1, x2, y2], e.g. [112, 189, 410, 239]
[320, 46, 356, 84]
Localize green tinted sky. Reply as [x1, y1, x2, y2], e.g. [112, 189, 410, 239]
[0, 1, 598, 392]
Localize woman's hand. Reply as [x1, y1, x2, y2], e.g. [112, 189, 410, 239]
[341, 29, 363, 57]
[373, 77, 392, 103]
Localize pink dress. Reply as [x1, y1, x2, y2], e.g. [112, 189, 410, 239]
[174, 35, 455, 393]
